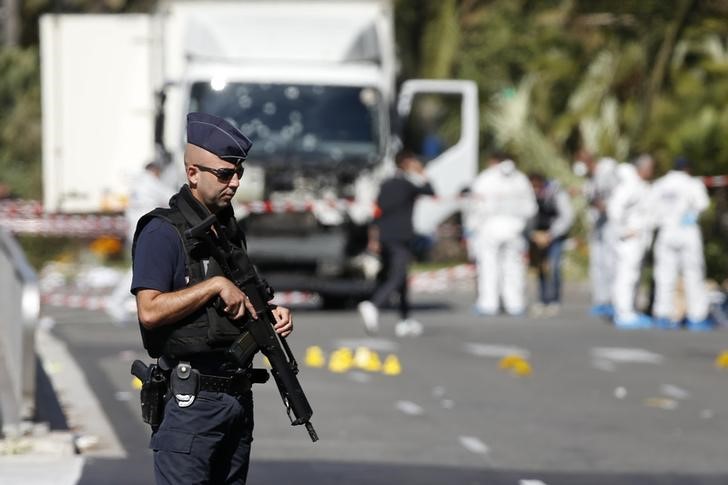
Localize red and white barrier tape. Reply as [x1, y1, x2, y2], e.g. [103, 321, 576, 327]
[236, 199, 352, 215]
[702, 176, 728, 188]
[0, 199, 43, 218]
[41, 289, 320, 311]
[0, 215, 128, 237]
[41, 292, 110, 310]
[4, 172, 726, 236]
[408, 264, 476, 293]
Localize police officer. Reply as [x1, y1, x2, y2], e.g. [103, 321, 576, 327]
[132, 112, 293, 484]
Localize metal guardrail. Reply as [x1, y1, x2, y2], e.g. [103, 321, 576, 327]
[0, 227, 39, 436]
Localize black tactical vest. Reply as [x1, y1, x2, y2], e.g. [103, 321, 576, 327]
[535, 184, 559, 231]
[132, 185, 247, 359]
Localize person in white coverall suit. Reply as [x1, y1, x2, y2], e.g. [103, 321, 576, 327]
[575, 149, 620, 318]
[471, 155, 537, 316]
[607, 155, 655, 329]
[650, 157, 713, 331]
[106, 160, 174, 322]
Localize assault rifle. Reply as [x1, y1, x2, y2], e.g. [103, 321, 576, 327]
[185, 214, 318, 442]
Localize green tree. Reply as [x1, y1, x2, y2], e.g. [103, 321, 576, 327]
[0, 47, 42, 198]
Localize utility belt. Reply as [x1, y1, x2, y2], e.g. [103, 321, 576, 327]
[131, 357, 269, 430]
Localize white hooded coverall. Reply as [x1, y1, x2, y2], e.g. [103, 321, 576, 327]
[583, 157, 619, 307]
[471, 160, 537, 315]
[650, 170, 710, 322]
[607, 164, 652, 322]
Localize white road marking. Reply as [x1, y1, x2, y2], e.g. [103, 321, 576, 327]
[661, 384, 690, 400]
[520, 480, 547, 485]
[464, 343, 530, 358]
[459, 436, 490, 455]
[591, 358, 617, 372]
[591, 347, 664, 364]
[114, 391, 132, 402]
[701, 409, 714, 419]
[347, 371, 372, 383]
[333, 338, 398, 352]
[396, 400, 424, 416]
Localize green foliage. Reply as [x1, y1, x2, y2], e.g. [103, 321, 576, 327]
[395, 0, 728, 281]
[0, 47, 42, 199]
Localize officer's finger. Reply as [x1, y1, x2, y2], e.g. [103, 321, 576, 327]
[273, 307, 290, 325]
[274, 320, 292, 337]
[243, 295, 258, 320]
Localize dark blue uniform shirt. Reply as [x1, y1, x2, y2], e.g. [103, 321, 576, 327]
[131, 218, 187, 294]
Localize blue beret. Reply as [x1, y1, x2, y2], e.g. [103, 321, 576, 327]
[186, 112, 252, 163]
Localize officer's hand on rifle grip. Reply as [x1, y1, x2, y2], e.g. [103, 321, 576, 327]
[214, 276, 258, 320]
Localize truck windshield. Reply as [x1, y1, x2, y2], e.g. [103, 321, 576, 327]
[189, 82, 383, 168]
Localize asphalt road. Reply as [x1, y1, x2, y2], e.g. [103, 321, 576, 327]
[44, 284, 728, 485]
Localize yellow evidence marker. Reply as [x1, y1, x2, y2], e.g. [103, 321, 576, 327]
[382, 354, 402, 376]
[354, 346, 382, 372]
[715, 350, 728, 370]
[304, 346, 326, 368]
[328, 348, 354, 373]
[498, 354, 532, 376]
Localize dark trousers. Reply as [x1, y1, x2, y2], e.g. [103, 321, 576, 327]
[151, 390, 254, 485]
[537, 237, 565, 304]
[371, 241, 412, 320]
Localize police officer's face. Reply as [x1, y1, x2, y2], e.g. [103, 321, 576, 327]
[187, 147, 241, 212]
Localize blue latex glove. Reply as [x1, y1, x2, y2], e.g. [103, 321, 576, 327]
[680, 212, 698, 226]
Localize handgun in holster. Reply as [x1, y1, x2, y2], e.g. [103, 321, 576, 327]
[131, 359, 168, 429]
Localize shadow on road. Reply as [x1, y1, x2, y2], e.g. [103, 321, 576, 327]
[77, 456, 728, 485]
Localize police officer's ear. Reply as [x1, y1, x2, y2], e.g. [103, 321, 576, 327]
[186, 162, 200, 187]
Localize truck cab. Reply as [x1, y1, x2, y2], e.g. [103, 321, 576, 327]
[40, 0, 479, 305]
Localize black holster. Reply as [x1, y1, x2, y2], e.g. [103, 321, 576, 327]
[131, 359, 168, 429]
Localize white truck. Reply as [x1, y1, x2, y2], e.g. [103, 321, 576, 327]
[40, 0, 479, 305]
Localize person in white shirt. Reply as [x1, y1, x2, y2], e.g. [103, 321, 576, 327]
[607, 155, 655, 329]
[575, 149, 620, 318]
[470, 154, 537, 316]
[650, 157, 713, 331]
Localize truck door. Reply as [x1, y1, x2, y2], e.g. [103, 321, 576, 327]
[40, 14, 156, 213]
[396, 80, 479, 235]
